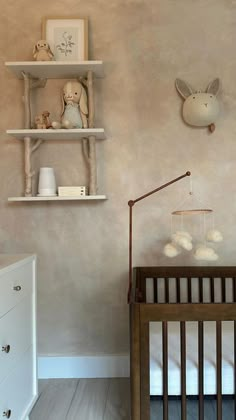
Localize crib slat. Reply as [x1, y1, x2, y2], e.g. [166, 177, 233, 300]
[210, 277, 215, 303]
[187, 277, 192, 303]
[165, 278, 169, 303]
[198, 321, 204, 420]
[216, 321, 222, 420]
[234, 320, 236, 420]
[180, 322, 186, 420]
[233, 278, 236, 302]
[162, 321, 168, 420]
[199, 277, 203, 303]
[221, 277, 226, 303]
[154, 278, 158, 303]
[176, 278, 180, 303]
[140, 321, 150, 419]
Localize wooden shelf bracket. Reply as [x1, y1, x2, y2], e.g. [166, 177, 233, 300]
[22, 72, 45, 196]
[81, 70, 98, 195]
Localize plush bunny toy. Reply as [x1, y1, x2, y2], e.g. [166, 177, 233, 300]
[33, 40, 54, 61]
[52, 81, 88, 129]
[175, 78, 221, 132]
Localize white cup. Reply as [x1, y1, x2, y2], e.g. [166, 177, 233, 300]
[38, 167, 57, 196]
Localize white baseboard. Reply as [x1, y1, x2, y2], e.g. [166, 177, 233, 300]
[38, 354, 130, 379]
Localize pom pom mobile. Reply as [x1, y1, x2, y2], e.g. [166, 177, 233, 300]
[164, 176, 223, 261]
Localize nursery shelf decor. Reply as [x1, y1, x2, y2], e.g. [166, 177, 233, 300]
[163, 177, 223, 261]
[128, 171, 191, 303]
[5, 61, 106, 202]
[5, 18, 106, 202]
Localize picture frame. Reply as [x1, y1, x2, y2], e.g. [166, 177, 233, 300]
[42, 17, 88, 61]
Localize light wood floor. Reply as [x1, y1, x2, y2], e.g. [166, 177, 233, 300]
[29, 379, 234, 420]
[29, 378, 130, 420]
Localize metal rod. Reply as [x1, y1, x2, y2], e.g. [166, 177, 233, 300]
[132, 172, 191, 205]
[127, 171, 191, 302]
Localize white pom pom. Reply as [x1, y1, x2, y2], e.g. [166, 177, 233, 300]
[172, 231, 193, 251]
[51, 121, 62, 129]
[175, 231, 192, 241]
[194, 245, 219, 261]
[62, 119, 74, 129]
[206, 229, 223, 243]
[163, 243, 180, 258]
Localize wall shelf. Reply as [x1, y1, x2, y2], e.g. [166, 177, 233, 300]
[6, 60, 106, 200]
[8, 195, 107, 202]
[7, 129, 106, 141]
[5, 61, 104, 79]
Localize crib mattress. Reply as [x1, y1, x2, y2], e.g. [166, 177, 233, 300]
[150, 321, 234, 396]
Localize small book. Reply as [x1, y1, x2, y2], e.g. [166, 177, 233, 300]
[58, 186, 88, 196]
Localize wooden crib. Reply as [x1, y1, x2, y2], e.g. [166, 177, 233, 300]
[129, 266, 236, 420]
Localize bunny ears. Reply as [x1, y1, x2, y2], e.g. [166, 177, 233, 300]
[175, 78, 221, 99]
[175, 78, 221, 132]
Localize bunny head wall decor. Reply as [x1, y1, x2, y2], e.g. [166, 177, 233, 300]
[175, 78, 221, 132]
[52, 80, 88, 129]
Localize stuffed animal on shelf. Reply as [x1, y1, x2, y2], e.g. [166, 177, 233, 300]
[175, 78, 221, 132]
[35, 111, 51, 129]
[52, 80, 88, 129]
[33, 40, 54, 61]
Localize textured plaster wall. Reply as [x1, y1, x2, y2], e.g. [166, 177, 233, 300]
[1, 0, 236, 356]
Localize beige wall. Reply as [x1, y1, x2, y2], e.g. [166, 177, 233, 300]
[1, 0, 236, 356]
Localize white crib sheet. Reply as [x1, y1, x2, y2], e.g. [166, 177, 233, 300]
[150, 321, 234, 396]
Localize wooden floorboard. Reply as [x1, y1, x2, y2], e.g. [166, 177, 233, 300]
[104, 378, 130, 419]
[37, 379, 50, 396]
[29, 379, 79, 420]
[30, 379, 235, 420]
[66, 378, 109, 420]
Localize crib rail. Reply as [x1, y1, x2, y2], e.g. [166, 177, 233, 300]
[130, 267, 236, 420]
[132, 266, 236, 304]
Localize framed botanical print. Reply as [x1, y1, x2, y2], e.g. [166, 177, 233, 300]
[42, 17, 88, 61]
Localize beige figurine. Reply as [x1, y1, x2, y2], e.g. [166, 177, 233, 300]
[33, 40, 54, 61]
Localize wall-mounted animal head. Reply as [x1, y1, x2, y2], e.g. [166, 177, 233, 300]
[175, 78, 221, 132]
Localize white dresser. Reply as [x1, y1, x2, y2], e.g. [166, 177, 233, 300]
[0, 255, 37, 420]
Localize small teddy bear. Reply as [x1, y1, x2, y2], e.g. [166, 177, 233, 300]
[33, 40, 54, 61]
[42, 111, 51, 128]
[35, 111, 51, 129]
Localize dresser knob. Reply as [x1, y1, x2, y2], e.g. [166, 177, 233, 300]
[2, 345, 11, 353]
[13, 285, 21, 292]
[3, 410, 11, 418]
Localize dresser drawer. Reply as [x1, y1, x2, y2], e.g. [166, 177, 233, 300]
[0, 262, 33, 318]
[0, 346, 35, 420]
[0, 296, 33, 384]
